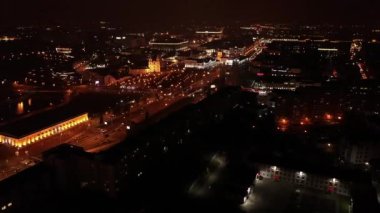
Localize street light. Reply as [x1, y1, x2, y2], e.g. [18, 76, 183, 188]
[325, 113, 333, 120]
[279, 118, 288, 125]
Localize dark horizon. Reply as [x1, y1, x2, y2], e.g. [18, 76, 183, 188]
[1, 0, 380, 29]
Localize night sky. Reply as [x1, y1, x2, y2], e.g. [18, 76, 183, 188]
[1, 0, 380, 28]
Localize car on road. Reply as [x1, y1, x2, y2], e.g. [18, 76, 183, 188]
[21, 159, 35, 166]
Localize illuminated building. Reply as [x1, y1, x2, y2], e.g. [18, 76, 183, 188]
[269, 39, 351, 58]
[256, 164, 350, 196]
[224, 56, 249, 66]
[0, 36, 18, 41]
[0, 113, 89, 148]
[271, 67, 301, 78]
[216, 51, 223, 61]
[196, 29, 223, 35]
[55, 47, 73, 54]
[201, 38, 253, 58]
[129, 56, 161, 75]
[149, 38, 189, 52]
[195, 28, 224, 42]
[184, 58, 218, 69]
[148, 57, 161, 72]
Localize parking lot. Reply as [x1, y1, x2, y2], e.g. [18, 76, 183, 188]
[242, 179, 350, 213]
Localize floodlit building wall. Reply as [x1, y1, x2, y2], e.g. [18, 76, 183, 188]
[256, 164, 350, 196]
[0, 113, 89, 148]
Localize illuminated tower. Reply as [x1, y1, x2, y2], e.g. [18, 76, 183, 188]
[148, 56, 161, 73]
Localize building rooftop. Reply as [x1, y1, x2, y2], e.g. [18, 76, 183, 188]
[42, 143, 91, 160]
[195, 27, 223, 34]
[201, 38, 252, 50]
[149, 38, 188, 45]
[187, 57, 215, 63]
[0, 105, 87, 138]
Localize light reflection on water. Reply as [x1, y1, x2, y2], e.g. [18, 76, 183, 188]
[1, 93, 65, 121]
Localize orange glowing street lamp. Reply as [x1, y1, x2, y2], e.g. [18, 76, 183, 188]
[279, 118, 289, 125]
[300, 117, 311, 125]
[325, 113, 333, 120]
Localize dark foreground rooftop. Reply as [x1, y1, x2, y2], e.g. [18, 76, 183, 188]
[0, 87, 379, 213]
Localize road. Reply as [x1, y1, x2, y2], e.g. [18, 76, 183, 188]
[0, 68, 222, 181]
